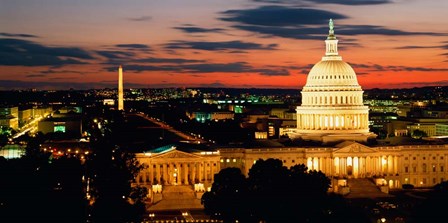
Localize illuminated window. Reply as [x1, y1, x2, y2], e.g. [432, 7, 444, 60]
[268, 126, 275, 137]
[54, 125, 66, 133]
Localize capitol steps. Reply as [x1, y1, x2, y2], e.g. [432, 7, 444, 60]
[149, 185, 203, 211]
[346, 178, 393, 198]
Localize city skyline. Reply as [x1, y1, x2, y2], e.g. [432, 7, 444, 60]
[1, 0, 448, 90]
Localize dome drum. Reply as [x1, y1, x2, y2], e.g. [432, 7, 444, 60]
[301, 91, 364, 106]
[296, 106, 369, 114]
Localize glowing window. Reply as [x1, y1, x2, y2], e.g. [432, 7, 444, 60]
[54, 125, 66, 133]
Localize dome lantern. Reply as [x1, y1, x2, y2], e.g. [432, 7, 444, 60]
[324, 19, 340, 58]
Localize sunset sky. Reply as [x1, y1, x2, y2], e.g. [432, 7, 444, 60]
[1, 0, 447, 90]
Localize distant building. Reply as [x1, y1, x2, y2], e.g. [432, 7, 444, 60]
[0, 116, 19, 130]
[38, 116, 82, 136]
[0, 144, 25, 159]
[0, 106, 19, 129]
[103, 99, 115, 106]
[436, 124, 448, 136]
[19, 108, 33, 125]
[33, 106, 52, 118]
[0, 106, 18, 117]
[187, 111, 234, 122]
[423, 110, 448, 118]
[56, 106, 82, 115]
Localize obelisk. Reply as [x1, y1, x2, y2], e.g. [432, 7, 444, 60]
[118, 65, 124, 111]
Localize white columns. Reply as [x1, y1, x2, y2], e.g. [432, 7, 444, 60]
[149, 164, 154, 184]
[156, 164, 161, 184]
[184, 163, 189, 184]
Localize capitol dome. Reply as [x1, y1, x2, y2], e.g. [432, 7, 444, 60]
[293, 19, 376, 144]
[304, 60, 361, 90]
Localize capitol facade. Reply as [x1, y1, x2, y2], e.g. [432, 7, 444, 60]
[135, 21, 448, 196]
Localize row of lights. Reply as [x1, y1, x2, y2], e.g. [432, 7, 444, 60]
[43, 148, 90, 155]
[220, 158, 237, 163]
[143, 220, 223, 223]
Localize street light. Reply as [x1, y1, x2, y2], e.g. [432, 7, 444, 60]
[149, 213, 155, 222]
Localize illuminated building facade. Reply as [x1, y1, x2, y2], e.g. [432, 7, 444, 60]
[135, 142, 448, 189]
[135, 145, 220, 186]
[134, 21, 448, 193]
[293, 19, 375, 143]
[219, 142, 448, 189]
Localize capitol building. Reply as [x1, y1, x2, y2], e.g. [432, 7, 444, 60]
[293, 19, 376, 144]
[135, 21, 448, 197]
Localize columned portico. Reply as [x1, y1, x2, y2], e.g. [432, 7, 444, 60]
[135, 147, 220, 186]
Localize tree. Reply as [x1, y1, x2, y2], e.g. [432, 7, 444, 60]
[202, 159, 338, 222]
[411, 181, 448, 223]
[202, 168, 248, 222]
[88, 113, 147, 223]
[0, 134, 8, 147]
[0, 148, 86, 222]
[247, 158, 289, 222]
[412, 129, 427, 139]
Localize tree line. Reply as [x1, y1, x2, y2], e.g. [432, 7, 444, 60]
[202, 158, 369, 223]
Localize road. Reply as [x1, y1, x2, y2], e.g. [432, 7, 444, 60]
[13, 116, 44, 138]
[134, 113, 207, 144]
